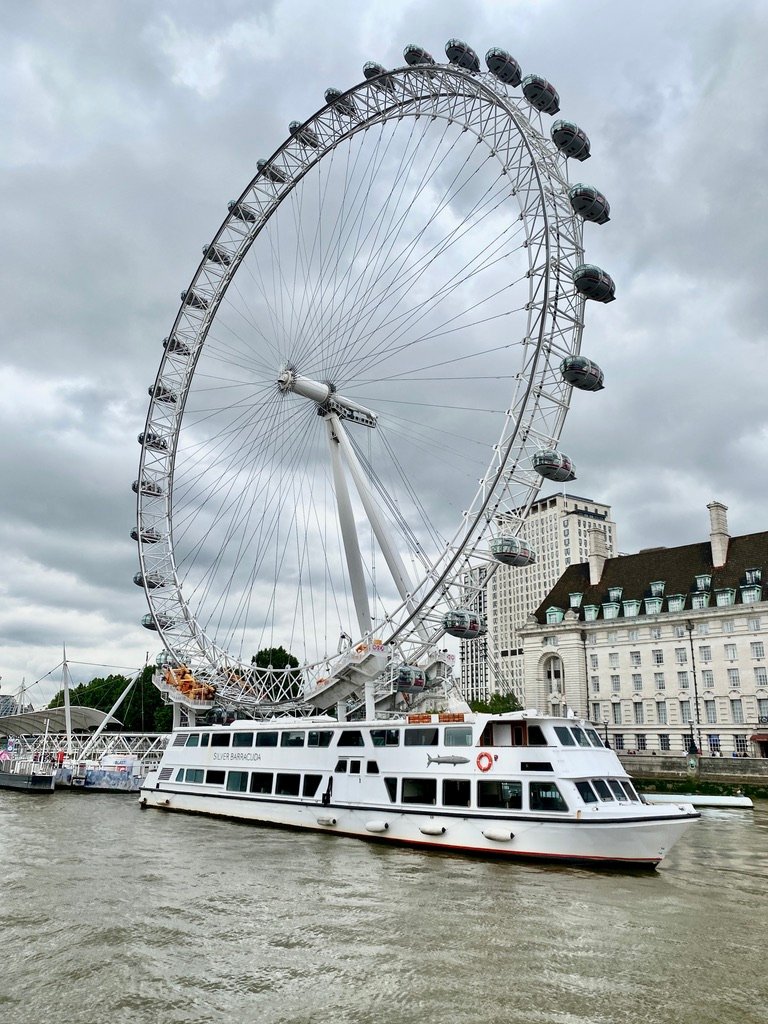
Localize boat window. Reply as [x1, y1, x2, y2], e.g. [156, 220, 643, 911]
[366, 760, 380, 774]
[281, 731, 305, 748]
[444, 726, 473, 747]
[175, 768, 186, 781]
[172, 734, 188, 747]
[249, 772, 273, 794]
[199, 733, 210, 747]
[404, 727, 439, 747]
[384, 777, 398, 802]
[571, 727, 592, 748]
[303, 774, 322, 797]
[527, 726, 547, 746]
[521, 761, 553, 772]
[255, 731, 278, 747]
[275, 773, 301, 796]
[232, 732, 254, 748]
[370, 728, 400, 747]
[620, 780, 640, 802]
[584, 728, 603, 747]
[334, 760, 347, 773]
[591, 779, 614, 801]
[205, 770, 225, 785]
[227, 771, 249, 792]
[442, 778, 471, 807]
[529, 782, 569, 812]
[210, 733, 230, 748]
[608, 780, 627, 800]
[554, 726, 576, 746]
[185, 768, 204, 784]
[402, 778, 437, 804]
[575, 781, 598, 804]
[478, 780, 523, 809]
[349, 760, 362, 774]
[185, 734, 200, 747]
[308, 730, 333, 747]
[337, 730, 364, 747]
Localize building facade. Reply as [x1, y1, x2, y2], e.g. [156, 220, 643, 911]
[460, 493, 617, 702]
[520, 502, 768, 758]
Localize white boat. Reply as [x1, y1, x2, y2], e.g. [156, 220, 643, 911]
[140, 709, 699, 867]
[642, 792, 754, 810]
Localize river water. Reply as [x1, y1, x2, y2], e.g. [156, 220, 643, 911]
[1, 793, 766, 1024]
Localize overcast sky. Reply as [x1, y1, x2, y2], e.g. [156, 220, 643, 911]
[2, 0, 766, 702]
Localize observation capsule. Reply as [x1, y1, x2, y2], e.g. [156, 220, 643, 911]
[485, 47, 522, 87]
[227, 200, 257, 223]
[181, 289, 208, 310]
[133, 571, 166, 590]
[203, 243, 232, 265]
[403, 43, 435, 66]
[445, 39, 480, 72]
[489, 536, 536, 567]
[130, 526, 161, 544]
[521, 74, 560, 115]
[148, 383, 178, 404]
[442, 609, 482, 640]
[257, 159, 287, 183]
[395, 664, 427, 692]
[163, 335, 190, 357]
[551, 120, 591, 161]
[324, 88, 357, 118]
[132, 478, 163, 497]
[138, 431, 168, 452]
[572, 263, 616, 303]
[155, 650, 181, 667]
[560, 355, 605, 391]
[288, 121, 319, 147]
[568, 183, 610, 224]
[363, 61, 395, 92]
[533, 449, 576, 483]
[141, 613, 175, 631]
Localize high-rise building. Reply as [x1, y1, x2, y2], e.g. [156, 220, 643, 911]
[460, 493, 617, 702]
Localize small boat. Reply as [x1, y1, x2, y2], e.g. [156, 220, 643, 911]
[140, 709, 699, 868]
[57, 754, 146, 792]
[642, 792, 754, 810]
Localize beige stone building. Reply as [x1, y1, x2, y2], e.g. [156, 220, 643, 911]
[519, 502, 768, 757]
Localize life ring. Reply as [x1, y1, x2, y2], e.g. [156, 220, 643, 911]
[476, 751, 494, 773]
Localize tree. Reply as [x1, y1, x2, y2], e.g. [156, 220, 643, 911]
[468, 692, 522, 715]
[48, 665, 172, 732]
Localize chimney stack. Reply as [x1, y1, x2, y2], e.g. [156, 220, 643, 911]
[588, 525, 609, 585]
[707, 501, 730, 568]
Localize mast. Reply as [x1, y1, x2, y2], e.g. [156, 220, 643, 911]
[62, 644, 73, 757]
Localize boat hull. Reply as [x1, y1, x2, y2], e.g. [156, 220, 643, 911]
[139, 786, 696, 867]
[0, 769, 56, 793]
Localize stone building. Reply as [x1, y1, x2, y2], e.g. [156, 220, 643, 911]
[460, 493, 616, 702]
[519, 502, 768, 757]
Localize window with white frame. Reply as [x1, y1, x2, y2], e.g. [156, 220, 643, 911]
[755, 667, 768, 688]
[590, 654, 599, 670]
[748, 616, 761, 631]
[675, 648, 688, 665]
[591, 676, 600, 692]
[652, 649, 664, 666]
[603, 603, 619, 619]
[715, 589, 735, 607]
[730, 699, 744, 724]
[650, 581, 665, 597]
[691, 593, 709, 610]
[698, 645, 712, 662]
[636, 734, 647, 751]
[697, 622, 709, 636]
[591, 702, 601, 721]
[612, 704, 622, 725]
[644, 597, 662, 614]
[654, 672, 665, 690]
[627, 628, 640, 641]
[745, 567, 762, 585]
[680, 700, 691, 724]
[613, 733, 624, 750]
[702, 669, 714, 689]
[609, 652, 619, 669]
[750, 641, 765, 659]
[656, 701, 667, 725]
[630, 651, 641, 667]
[659, 733, 670, 751]
[668, 595, 686, 612]
[735, 735, 748, 754]
[705, 700, 717, 724]
[757, 697, 768, 718]
[607, 631, 618, 644]
[724, 643, 737, 661]
[678, 671, 690, 689]
[584, 605, 599, 621]
[708, 734, 721, 754]
[741, 586, 761, 604]
[674, 626, 687, 638]
[727, 668, 740, 688]
[722, 619, 735, 633]
[632, 673, 642, 691]
[623, 601, 640, 618]
[651, 627, 662, 640]
[611, 675, 620, 693]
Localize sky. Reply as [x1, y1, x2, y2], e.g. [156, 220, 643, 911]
[2, 0, 766, 702]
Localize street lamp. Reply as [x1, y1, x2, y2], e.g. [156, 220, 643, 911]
[602, 716, 610, 748]
[685, 619, 703, 755]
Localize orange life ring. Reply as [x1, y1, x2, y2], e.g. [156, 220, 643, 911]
[476, 751, 493, 773]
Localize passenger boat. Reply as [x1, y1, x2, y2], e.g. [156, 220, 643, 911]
[140, 709, 699, 867]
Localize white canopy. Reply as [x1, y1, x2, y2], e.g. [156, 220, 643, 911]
[0, 706, 118, 737]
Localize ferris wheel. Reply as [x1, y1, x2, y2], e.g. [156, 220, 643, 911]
[134, 39, 613, 712]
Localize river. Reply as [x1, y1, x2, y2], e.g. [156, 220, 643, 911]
[1, 792, 766, 1024]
